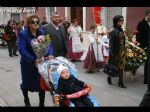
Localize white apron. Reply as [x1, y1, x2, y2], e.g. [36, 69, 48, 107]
[68, 26, 84, 53]
[88, 33, 104, 62]
[101, 35, 109, 57]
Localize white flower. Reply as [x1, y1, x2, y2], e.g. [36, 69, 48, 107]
[38, 39, 42, 43]
[140, 60, 143, 63]
[38, 35, 44, 40]
[41, 37, 45, 41]
[34, 39, 38, 42]
[33, 41, 39, 46]
[128, 49, 132, 52]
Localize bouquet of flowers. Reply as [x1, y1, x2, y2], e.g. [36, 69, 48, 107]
[31, 34, 52, 58]
[124, 28, 147, 71]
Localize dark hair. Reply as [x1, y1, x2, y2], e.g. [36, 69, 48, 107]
[52, 12, 59, 16]
[72, 19, 78, 23]
[7, 20, 12, 25]
[43, 17, 47, 19]
[145, 10, 150, 15]
[90, 25, 96, 29]
[54, 12, 58, 14]
[113, 15, 124, 28]
[51, 12, 60, 19]
[21, 20, 24, 24]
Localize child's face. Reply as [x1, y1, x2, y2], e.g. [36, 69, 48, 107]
[60, 69, 70, 80]
[91, 28, 95, 33]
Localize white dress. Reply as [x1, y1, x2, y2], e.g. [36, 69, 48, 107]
[68, 25, 84, 53]
[101, 35, 109, 57]
[88, 32, 104, 62]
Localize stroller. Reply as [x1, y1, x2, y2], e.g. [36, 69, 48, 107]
[37, 56, 100, 107]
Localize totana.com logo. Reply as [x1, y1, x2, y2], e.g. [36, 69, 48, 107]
[0, 7, 36, 13]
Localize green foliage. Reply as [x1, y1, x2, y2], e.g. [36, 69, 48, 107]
[124, 27, 147, 71]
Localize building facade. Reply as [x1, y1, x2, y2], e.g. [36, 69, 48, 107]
[0, 7, 37, 24]
[0, 7, 150, 32]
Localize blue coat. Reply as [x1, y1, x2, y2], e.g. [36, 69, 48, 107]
[18, 29, 53, 91]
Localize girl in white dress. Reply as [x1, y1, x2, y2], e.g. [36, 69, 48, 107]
[101, 32, 109, 63]
[67, 19, 84, 61]
[83, 26, 105, 72]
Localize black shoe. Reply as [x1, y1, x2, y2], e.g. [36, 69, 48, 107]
[9, 54, 13, 57]
[24, 98, 31, 107]
[118, 83, 127, 88]
[13, 54, 18, 56]
[107, 77, 112, 85]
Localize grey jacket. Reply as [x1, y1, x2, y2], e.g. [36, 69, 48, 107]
[42, 23, 67, 57]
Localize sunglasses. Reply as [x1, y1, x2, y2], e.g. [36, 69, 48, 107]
[30, 19, 39, 25]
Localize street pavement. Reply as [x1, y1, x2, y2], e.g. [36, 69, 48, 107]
[0, 47, 147, 107]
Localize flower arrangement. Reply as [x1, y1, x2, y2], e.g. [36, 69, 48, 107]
[31, 34, 52, 58]
[124, 28, 147, 71]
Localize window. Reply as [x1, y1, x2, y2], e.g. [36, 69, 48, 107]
[11, 13, 20, 23]
[46, 7, 55, 22]
[101, 7, 123, 30]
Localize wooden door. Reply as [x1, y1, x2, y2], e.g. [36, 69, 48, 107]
[71, 7, 83, 28]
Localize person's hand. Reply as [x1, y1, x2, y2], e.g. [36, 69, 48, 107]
[105, 46, 109, 49]
[80, 37, 83, 42]
[61, 94, 66, 99]
[53, 94, 60, 107]
[96, 40, 100, 44]
[35, 57, 43, 64]
[85, 83, 92, 89]
[44, 55, 54, 60]
[48, 55, 54, 60]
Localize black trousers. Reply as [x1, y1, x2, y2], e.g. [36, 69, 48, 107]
[6, 39, 17, 55]
[22, 89, 45, 106]
[144, 58, 148, 84]
[118, 69, 124, 84]
[70, 95, 93, 107]
[108, 69, 124, 84]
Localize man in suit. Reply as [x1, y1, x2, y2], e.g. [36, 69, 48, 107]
[42, 12, 67, 57]
[41, 17, 48, 26]
[62, 17, 71, 42]
[138, 10, 150, 107]
[136, 10, 150, 84]
[4, 20, 18, 57]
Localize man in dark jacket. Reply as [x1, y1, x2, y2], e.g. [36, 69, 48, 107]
[136, 10, 150, 85]
[138, 10, 150, 107]
[4, 20, 18, 57]
[62, 17, 71, 42]
[41, 17, 48, 26]
[42, 12, 67, 57]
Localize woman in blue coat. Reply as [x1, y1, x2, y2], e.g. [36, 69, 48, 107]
[18, 14, 53, 107]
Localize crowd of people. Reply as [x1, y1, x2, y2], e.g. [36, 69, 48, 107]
[0, 9, 150, 107]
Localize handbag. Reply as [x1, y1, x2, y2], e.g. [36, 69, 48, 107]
[103, 63, 119, 77]
[39, 75, 50, 91]
[3, 33, 13, 41]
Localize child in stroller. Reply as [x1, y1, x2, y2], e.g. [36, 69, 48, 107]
[54, 64, 93, 107]
[37, 56, 100, 107]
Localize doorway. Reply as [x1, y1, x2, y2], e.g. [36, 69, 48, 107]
[71, 7, 83, 28]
